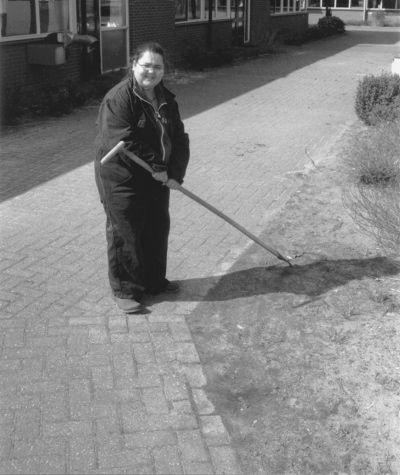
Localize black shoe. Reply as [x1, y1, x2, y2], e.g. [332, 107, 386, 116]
[164, 280, 180, 293]
[147, 280, 180, 295]
[114, 297, 143, 314]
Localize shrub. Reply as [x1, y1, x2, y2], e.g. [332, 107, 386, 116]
[317, 16, 345, 34]
[284, 16, 345, 45]
[1, 71, 125, 126]
[355, 73, 400, 126]
[342, 121, 400, 186]
[342, 121, 400, 256]
[184, 44, 234, 70]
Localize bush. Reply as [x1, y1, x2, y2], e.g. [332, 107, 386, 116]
[1, 70, 125, 126]
[284, 16, 345, 45]
[342, 121, 400, 256]
[317, 16, 345, 34]
[355, 73, 400, 126]
[342, 121, 400, 186]
[183, 44, 234, 70]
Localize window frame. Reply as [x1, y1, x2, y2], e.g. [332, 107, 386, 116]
[0, 0, 76, 42]
[271, 0, 307, 14]
[175, 0, 231, 23]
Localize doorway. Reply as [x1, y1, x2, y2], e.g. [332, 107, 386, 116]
[99, 0, 129, 72]
[78, 0, 129, 74]
[231, 0, 250, 45]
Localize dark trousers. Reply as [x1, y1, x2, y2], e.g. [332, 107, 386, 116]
[95, 156, 170, 299]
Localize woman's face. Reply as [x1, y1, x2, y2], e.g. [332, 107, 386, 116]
[132, 51, 164, 91]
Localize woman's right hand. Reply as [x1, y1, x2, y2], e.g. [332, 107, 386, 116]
[152, 171, 168, 183]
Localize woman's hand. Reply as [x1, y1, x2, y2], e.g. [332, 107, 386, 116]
[152, 171, 168, 183]
[166, 179, 180, 189]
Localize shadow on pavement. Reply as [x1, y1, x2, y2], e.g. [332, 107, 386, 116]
[1, 28, 399, 203]
[152, 256, 399, 302]
[175, 28, 400, 121]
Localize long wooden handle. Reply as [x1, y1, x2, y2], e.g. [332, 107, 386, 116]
[100, 141, 126, 165]
[121, 149, 292, 266]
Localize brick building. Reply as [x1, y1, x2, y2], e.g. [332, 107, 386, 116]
[0, 0, 308, 96]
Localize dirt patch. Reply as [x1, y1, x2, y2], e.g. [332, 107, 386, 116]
[187, 149, 400, 473]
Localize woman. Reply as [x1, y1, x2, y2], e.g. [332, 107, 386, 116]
[94, 42, 190, 313]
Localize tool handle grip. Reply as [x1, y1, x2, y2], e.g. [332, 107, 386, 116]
[100, 141, 126, 165]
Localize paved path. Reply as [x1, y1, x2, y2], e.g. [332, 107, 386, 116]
[0, 27, 399, 474]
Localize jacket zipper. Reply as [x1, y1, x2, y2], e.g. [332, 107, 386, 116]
[132, 87, 168, 163]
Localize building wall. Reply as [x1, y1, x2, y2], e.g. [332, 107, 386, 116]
[129, 0, 175, 60]
[174, 20, 232, 62]
[250, 0, 271, 45]
[0, 0, 309, 102]
[308, 8, 365, 22]
[308, 8, 400, 24]
[0, 41, 83, 93]
[270, 13, 309, 36]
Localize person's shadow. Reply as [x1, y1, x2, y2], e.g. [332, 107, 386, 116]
[148, 256, 399, 304]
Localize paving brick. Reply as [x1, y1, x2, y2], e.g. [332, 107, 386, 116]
[14, 408, 41, 441]
[2, 328, 25, 348]
[169, 321, 192, 341]
[0, 430, 13, 459]
[69, 434, 96, 472]
[124, 430, 176, 448]
[209, 446, 242, 475]
[97, 448, 151, 470]
[112, 353, 136, 379]
[41, 391, 69, 422]
[42, 420, 92, 439]
[69, 379, 92, 420]
[153, 445, 183, 475]
[177, 429, 209, 463]
[91, 401, 117, 420]
[200, 416, 231, 446]
[172, 399, 193, 415]
[0, 455, 66, 474]
[174, 342, 201, 364]
[92, 366, 114, 391]
[183, 461, 215, 475]
[119, 400, 147, 432]
[141, 387, 170, 414]
[88, 326, 109, 344]
[108, 315, 128, 333]
[111, 331, 150, 343]
[192, 388, 216, 415]
[12, 436, 66, 458]
[163, 374, 189, 401]
[182, 364, 207, 388]
[114, 373, 161, 390]
[132, 343, 156, 365]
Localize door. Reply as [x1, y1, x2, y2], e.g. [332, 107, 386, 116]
[231, 0, 250, 45]
[99, 0, 128, 72]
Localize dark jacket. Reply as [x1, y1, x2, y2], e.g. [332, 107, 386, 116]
[95, 74, 190, 184]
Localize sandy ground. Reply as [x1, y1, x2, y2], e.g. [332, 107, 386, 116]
[187, 130, 400, 473]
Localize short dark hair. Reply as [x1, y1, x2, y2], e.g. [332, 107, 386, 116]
[131, 42, 166, 64]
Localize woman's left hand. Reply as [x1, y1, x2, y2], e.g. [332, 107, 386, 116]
[166, 179, 180, 189]
[152, 171, 168, 183]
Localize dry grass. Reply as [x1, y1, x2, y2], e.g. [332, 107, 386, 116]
[342, 121, 400, 256]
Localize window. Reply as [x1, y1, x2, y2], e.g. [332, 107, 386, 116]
[308, 0, 367, 6]
[0, 0, 75, 39]
[175, 0, 231, 22]
[100, 0, 126, 28]
[271, 0, 306, 13]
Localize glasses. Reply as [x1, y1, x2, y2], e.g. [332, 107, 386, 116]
[137, 62, 164, 72]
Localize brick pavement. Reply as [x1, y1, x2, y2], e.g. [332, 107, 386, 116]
[0, 27, 399, 474]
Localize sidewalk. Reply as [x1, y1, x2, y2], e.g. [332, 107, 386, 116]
[1, 27, 399, 474]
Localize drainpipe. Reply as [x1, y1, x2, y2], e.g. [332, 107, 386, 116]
[363, 0, 367, 23]
[207, 0, 213, 50]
